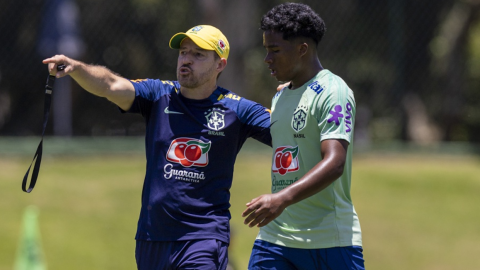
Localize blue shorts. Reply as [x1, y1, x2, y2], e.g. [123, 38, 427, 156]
[135, 239, 229, 270]
[248, 240, 365, 270]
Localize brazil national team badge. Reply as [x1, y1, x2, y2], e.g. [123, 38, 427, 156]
[205, 108, 225, 131]
[292, 104, 308, 132]
[272, 146, 300, 175]
[166, 138, 211, 167]
[191, 26, 203, 32]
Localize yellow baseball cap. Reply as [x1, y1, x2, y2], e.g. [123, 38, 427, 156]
[169, 25, 230, 60]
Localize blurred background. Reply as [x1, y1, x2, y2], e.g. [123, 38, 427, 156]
[1, 0, 479, 146]
[1, 0, 480, 270]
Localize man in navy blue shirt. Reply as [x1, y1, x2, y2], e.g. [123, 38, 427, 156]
[44, 25, 271, 270]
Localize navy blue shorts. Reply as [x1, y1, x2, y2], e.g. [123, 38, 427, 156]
[248, 240, 365, 270]
[135, 239, 229, 270]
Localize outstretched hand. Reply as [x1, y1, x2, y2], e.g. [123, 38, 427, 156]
[42, 54, 76, 78]
[242, 193, 286, 228]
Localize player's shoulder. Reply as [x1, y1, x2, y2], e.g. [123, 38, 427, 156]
[130, 79, 180, 100]
[307, 70, 351, 97]
[130, 78, 179, 91]
[318, 70, 349, 89]
[215, 86, 268, 116]
[214, 87, 239, 100]
[273, 90, 283, 99]
[215, 87, 255, 107]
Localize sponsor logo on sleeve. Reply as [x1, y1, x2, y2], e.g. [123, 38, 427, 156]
[327, 103, 353, 133]
[328, 105, 344, 125]
[345, 102, 353, 132]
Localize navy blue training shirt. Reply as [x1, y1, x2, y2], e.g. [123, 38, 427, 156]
[126, 79, 271, 244]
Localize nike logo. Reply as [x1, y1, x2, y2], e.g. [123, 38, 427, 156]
[164, 106, 183, 114]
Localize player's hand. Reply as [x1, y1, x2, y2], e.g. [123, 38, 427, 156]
[277, 82, 290, 91]
[42, 54, 75, 78]
[242, 193, 286, 228]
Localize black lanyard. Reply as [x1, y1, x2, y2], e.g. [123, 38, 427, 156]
[22, 65, 65, 193]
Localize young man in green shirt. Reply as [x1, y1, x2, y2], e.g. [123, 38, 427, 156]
[243, 3, 365, 269]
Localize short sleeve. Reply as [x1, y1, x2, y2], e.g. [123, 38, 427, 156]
[127, 79, 177, 117]
[236, 98, 272, 147]
[315, 79, 355, 143]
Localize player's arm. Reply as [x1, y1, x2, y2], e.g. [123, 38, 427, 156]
[242, 138, 348, 227]
[42, 54, 135, 111]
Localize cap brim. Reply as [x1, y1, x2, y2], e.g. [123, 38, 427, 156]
[169, 33, 213, 51]
[169, 33, 187, 49]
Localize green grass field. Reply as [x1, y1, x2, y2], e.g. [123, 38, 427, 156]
[1, 138, 480, 270]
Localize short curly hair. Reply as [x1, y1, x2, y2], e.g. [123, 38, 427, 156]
[260, 2, 326, 45]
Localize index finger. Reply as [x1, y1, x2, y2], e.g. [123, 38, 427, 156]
[43, 58, 61, 76]
[42, 53, 68, 63]
[242, 206, 256, 218]
[43, 56, 68, 76]
[242, 197, 262, 217]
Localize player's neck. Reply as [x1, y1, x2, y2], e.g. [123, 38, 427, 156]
[180, 83, 218, 100]
[290, 59, 323, 90]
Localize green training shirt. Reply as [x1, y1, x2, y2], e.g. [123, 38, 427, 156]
[257, 69, 362, 249]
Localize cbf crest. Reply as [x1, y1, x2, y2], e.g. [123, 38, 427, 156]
[205, 108, 226, 131]
[292, 104, 308, 132]
[191, 26, 203, 32]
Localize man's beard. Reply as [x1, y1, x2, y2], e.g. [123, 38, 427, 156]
[177, 64, 216, 88]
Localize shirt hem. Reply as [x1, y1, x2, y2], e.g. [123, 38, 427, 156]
[135, 234, 229, 244]
[256, 235, 361, 249]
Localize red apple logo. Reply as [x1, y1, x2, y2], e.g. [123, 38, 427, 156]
[166, 138, 211, 167]
[272, 146, 299, 175]
[175, 144, 186, 159]
[275, 152, 282, 168]
[281, 152, 292, 168]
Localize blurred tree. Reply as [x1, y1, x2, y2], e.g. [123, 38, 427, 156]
[1, 0, 479, 146]
[0, 1, 46, 136]
[431, 0, 480, 141]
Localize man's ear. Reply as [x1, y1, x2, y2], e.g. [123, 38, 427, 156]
[217, 58, 227, 72]
[299, 43, 308, 57]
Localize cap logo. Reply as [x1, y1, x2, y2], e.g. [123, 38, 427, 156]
[216, 39, 226, 54]
[218, 39, 226, 50]
[191, 26, 203, 32]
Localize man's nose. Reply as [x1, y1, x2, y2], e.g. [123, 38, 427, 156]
[180, 53, 193, 65]
[264, 53, 272, 64]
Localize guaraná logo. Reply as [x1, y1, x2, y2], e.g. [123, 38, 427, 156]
[272, 145, 300, 175]
[166, 138, 211, 167]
